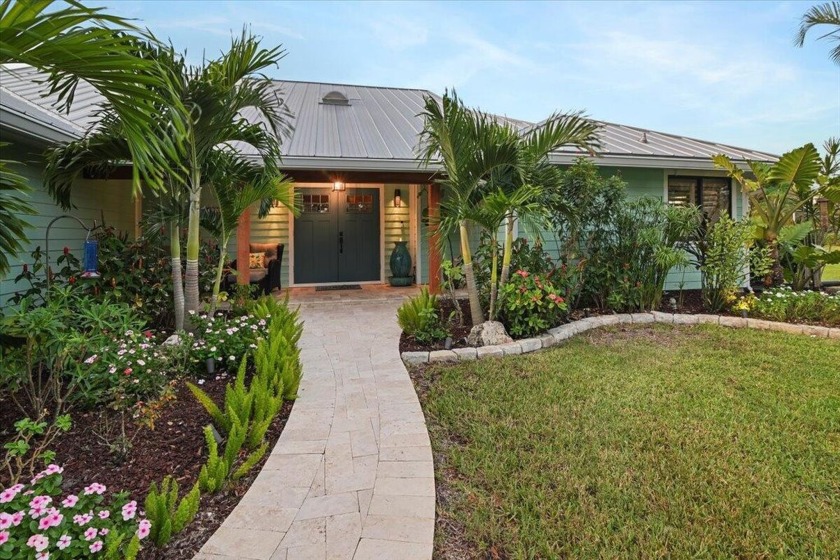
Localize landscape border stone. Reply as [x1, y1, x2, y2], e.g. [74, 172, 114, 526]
[401, 312, 839, 365]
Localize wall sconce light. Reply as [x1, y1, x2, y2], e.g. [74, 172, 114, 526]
[394, 189, 402, 208]
[333, 181, 345, 192]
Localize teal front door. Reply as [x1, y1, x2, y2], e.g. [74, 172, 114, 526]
[294, 188, 380, 284]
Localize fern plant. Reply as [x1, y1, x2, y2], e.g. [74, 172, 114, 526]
[397, 287, 449, 344]
[144, 476, 201, 546]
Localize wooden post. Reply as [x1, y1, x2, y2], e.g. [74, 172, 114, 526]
[236, 207, 251, 285]
[428, 183, 442, 294]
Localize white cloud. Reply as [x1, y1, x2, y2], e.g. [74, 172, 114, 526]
[368, 15, 428, 49]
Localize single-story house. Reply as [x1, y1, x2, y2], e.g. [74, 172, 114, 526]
[0, 64, 777, 304]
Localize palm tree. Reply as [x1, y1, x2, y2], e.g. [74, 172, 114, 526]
[0, 0, 178, 278]
[201, 150, 297, 312]
[419, 91, 518, 326]
[45, 31, 291, 324]
[796, 2, 840, 64]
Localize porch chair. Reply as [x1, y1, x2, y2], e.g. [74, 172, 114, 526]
[226, 242, 284, 295]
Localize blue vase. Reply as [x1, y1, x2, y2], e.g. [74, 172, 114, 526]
[389, 241, 412, 285]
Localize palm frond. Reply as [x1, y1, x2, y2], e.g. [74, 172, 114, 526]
[795, 1, 840, 64]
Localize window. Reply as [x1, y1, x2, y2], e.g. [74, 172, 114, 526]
[667, 176, 731, 222]
[303, 194, 329, 213]
[345, 194, 373, 213]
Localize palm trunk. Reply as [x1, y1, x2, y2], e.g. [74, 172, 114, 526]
[500, 215, 514, 288]
[184, 185, 201, 314]
[210, 233, 230, 313]
[488, 243, 499, 321]
[170, 221, 185, 331]
[765, 236, 784, 287]
[460, 220, 484, 326]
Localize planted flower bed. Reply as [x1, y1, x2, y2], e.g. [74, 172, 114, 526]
[1, 292, 302, 559]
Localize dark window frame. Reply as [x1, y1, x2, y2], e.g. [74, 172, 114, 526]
[667, 176, 733, 221]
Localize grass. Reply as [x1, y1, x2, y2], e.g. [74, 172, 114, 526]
[419, 324, 840, 559]
[824, 246, 840, 281]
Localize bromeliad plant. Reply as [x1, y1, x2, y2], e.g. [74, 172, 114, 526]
[0, 466, 149, 559]
[397, 287, 449, 344]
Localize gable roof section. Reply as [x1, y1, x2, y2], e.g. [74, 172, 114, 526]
[0, 64, 777, 171]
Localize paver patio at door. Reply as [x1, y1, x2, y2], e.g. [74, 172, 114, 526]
[197, 287, 434, 560]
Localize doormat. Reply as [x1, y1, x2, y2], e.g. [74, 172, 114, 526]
[315, 284, 362, 292]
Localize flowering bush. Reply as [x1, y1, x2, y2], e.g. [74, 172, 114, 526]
[743, 287, 840, 326]
[0, 465, 149, 558]
[79, 329, 178, 410]
[188, 311, 268, 371]
[499, 270, 568, 338]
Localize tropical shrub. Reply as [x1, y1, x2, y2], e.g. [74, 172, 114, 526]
[188, 311, 268, 371]
[692, 216, 772, 312]
[499, 270, 568, 338]
[397, 288, 449, 344]
[143, 476, 200, 547]
[474, 234, 555, 304]
[740, 287, 840, 326]
[2, 415, 71, 485]
[0, 466, 148, 559]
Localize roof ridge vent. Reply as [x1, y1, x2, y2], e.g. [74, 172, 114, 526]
[321, 90, 350, 106]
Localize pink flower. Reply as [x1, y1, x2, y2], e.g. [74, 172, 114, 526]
[516, 270, 530, 278]
[121, 500, 137, 520]
[62, 495, 79, 508]
[0, 513, 11, 529]
[73, 513, 93, 526]
[29, 495, 51, 509]
[36, 553, 50, 560]
[44, 464, 63, 475]
[137, 518, 151, 540]
[99, 527, 109, 536]
[10, 511, 24, 526]
[84, 527, 98, 541]
[97, 509, 110, 519]
[83, 483, 106, 495]
[27, 534, 49, 551]
[57, 534, 72, 550]
[89, 540, 103, 553]
[38, 510, 63, 530]
[0, 531, 8, 545]
[0, 488, 18, 503]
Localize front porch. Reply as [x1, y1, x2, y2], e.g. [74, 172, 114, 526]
[234, 170, 443, 293]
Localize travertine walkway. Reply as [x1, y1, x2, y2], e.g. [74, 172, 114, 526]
[197, 286, 434, 560]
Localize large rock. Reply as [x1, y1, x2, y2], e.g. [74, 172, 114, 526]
[466, 321, 513, 347]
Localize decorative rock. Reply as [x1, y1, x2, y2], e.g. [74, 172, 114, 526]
[548, 324, 575, 340]
[718, 315, 747, 328]
[401, 351, 429, 366]
[429, 350, 458, 363]
[595, 315, 620, 327]
[615, 314, 633, 324]
[694, 314, 720, 325]
[498, 342, 522, 355]
[651, 311, 674, 324]
[452, 347, 477, 361]
[519, 338, 542, 353]
[162, 334, 182, 346]
[673, 314, 699, 325]
[466, 321, 513, 347]
[539, 334, 557, 348]
[631, 313, 655, 324]
[475, 346, 504, 359]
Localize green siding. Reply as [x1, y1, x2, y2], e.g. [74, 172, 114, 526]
[248, 202, 290, 287]
[1, 144, 136, 306]
[384, 184, 412, 280]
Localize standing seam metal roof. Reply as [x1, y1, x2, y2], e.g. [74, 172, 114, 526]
[0, 65, 778, 165]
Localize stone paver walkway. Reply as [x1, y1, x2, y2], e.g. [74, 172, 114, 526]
[197, 286, 434, 560]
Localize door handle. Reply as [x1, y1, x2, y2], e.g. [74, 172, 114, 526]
[338, 231, 344, 254]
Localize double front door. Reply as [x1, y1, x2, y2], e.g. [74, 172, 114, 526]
[294, 188, 380, 284]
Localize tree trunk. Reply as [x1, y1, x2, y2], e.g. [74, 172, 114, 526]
[184, 186, 201, 314]
[170, 221, 185, 331]
[765, 239, 784, 287]
[460, 221, 484, 326]
[210, 234, 230, 313]
[488, 243, 499, 321]
[500, 215, 514, 288]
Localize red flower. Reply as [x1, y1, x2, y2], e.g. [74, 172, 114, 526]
[68, 276, 76, 284]
[63, 246, 70, 255]
[22, 263, 28, 273]
[143, 330, 153, 339]
[124, 368, 132, 376]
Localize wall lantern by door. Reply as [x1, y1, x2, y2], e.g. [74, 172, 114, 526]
[333, 181, 346, 192]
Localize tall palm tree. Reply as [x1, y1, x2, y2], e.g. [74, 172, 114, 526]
[45, 31, 291, 324]
[0, 0, 179, 278]
[796, 2, 840, 64]
[419, 91, 518, 326]
[201, 150, 297, 312]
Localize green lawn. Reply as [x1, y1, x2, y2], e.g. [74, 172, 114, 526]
[824, 246, 840, 281]
[418, 325, 840, 559]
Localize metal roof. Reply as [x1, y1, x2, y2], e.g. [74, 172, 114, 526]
[0, 64, 777, 169]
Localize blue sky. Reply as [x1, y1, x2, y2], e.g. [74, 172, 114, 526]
[112, 0, 839, 155]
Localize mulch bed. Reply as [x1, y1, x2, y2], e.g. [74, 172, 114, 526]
[0, 374, 293, 560]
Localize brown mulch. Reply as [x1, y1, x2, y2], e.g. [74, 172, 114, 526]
[0, 375, 292, 560]
[399, 297, 474, 352]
